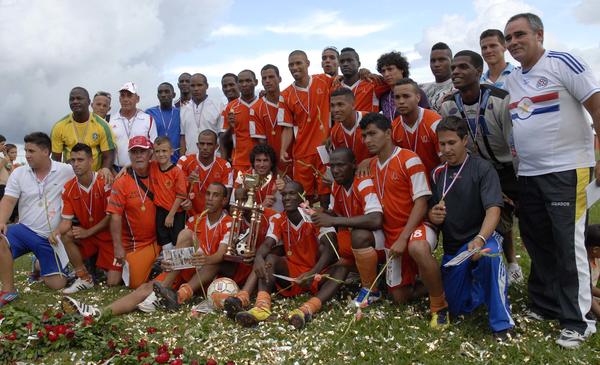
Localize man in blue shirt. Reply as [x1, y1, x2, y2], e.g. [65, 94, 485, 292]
[480, 29, 515, 89]
[146, 82, 181, 163]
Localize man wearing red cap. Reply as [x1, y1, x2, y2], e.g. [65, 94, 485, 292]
[109, 82, 157, 171]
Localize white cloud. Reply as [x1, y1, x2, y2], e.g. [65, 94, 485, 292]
[210, 24, 254, 37]
[265, 10, 390, 39]
[0, 0, 231, 142]
[573, 0, 600, 25]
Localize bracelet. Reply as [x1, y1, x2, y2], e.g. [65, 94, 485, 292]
[476, 234, 487, 243]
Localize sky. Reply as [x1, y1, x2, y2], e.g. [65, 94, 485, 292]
[1, 0, 599, 152]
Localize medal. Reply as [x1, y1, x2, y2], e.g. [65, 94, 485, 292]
[307, 116, 311, 123]
[89, 216, 94, 223]
[141, 205, 146, 212]
[271, 130, 276, 136]
[441, 155, 470, 202]
[287, 250, 293, 256]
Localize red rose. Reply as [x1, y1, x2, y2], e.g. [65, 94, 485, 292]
[206, 359, 218, 365]
[147, 326, 158, 334]
[137, 352, 150, 361]
[120, 348, 131, 356]
[170, 359, 183, 365]
[44, 324, 53, 332]
[83, 316, 94, 326]
[157, 344, 169, 354]
[25, 322, 33, 330]
[172, 347, 184, 356]
[48, 332, 58, 342]
[55, 312, 64, 319]
[190, 360, 200, 365]
[138, 338, 148, 349]
[155, 352, 170, 364]
[37, 330, 44, 339]
[7, 331, 17, 341]
[65, 329, 75, 339]
[107, 340, 116, 349]
[55, 324, 67, 335]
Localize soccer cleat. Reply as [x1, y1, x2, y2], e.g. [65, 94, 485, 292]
[223, 296, 244, 320]
[61, 296, 101, 317]
[0, 291, 18, 307]
[62, 277, 94, 294]
[556, 329, 586, 349]
[288, 309, 311, 330]
[153, 282, 180, 311]
[430, 308, 450, 329]
[507, 263, 524, 285]
[493, 328, 512, 342]
[353, 288, 382, 308]
[137, 292, 160, 313]
[235, 306, 271, 327]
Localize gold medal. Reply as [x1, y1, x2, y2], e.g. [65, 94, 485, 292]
[271, 130, 276, 136]
[439, 199, 445, 207]
[89, 216, 94, 223]
[287, 250, 292, 256]
[319, 123, 324, 130]
[307, 116, 311, 123]
[141, 205, 146, 212]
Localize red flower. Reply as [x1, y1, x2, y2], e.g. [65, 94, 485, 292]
[55, 312, 64, 319]
[206, 359, 218, 365]
[170, 359, 183, 365]
[137, 352, 150, 361]
[25, 322, 33, 330]
[314, 274, 322, 282]
[37, 330, 44, 339]
[190, 360, 200, 365]
[7, 331, 17, 341]
[44, 324, 53, 332]
[157, 344, 169, 354]
[147, 326, 158, 334]
[55, 324, 67, 335]
[66, 322, 75, 328]
[226, 362, 235, 365]
[83, 316, 94, 326]
[155, 352, 170, 364]
[48, 332, 58, 342]
[172, 347, 184, 356]
[107, 340, 116, 349]
[65, 329, 75, 339]
[138, 338, 148, 349]
[120, 348, 131, 356]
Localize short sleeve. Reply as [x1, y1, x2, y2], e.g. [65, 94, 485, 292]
[479, 160, 504, 210]
[174, 168, 187, 198]
[3, 168, 22, 199]
[106, 177, 127, 215]
[266, 213, 282, 242]
[148, 115, 158, 141]
[61, 185, 75, 219]
[223, 162, 233, 188]
[50, 123, 64, 154]
[250, 105, 266, 139]
[404, 154, 431, 200]
[554, 52, 600, 103]
[278, 96, 294, 128]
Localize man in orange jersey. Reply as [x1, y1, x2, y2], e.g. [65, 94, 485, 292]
[329, 88, 371, 164]
[280, 50, 333, 205]
[250, 64, 291, 175]
[360, 112, 449, 328]
[106, 136, 161, 289]
[221, 73, 240, 103]
[235, 181, 337, 327]
[177, 130, 233, 216]
[222, 70, 260, 173]
[321, 46, 339, 77]
[52, 143, 120, 293]
[391, 78, 442, 175]
[339, 47, 388, 112]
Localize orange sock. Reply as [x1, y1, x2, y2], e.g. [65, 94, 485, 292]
[177, 283, 194, 304]
[353, 247, 378, 290]
[299, 297, 322, 316]
[210, 292, 230, 309]
[430, 293, 448, 313]
[74, 266, 92, 282]
[235, 290, 250, 308]
[255, 291, 271, 311]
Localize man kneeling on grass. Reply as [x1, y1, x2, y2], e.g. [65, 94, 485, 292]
[62, 182, 232, 317]
[428, 116, 514, 340]
[234, 181, 338, 328]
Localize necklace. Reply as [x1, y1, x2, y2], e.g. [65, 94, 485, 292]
[285, 217, 303, 257]
[374, 147, 398, 205]
[261, 96, 278, 136]
[441, 154, 470, 204]
[132, 170, 149, 212]
[193, 99, 207, 129]
[72, 117, 91, 143]
[292, 81, 311, 123]
[76, 172, 96, 222]
[158, 107, 174, 133]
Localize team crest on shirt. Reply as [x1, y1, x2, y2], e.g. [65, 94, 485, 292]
[448, 107, 458, 115]
[214, 172, 221, 179]
[164, 180, 173, 188]
[92, 132, 99, 141]
[536, 77, 549, 89]
[391, 171, 401, 181]
[421, 135, 429, 143]
[316, 88, 324, 95]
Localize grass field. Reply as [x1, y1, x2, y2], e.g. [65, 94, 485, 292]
[3, 207, 600, 364]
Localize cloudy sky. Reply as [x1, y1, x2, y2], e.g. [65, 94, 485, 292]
[1, 0, 599, 146]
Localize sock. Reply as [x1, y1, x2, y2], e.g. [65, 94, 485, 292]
[74, 266, 93, 282]
[353, 247, 379, 290]
[299, 297, 322, 316]
[177, 283, 194, 304]
[235, 290, 250, 308]
[255, 291, 271, 311]
[210, 292, 230, 309]
[430, 293, 448, 313]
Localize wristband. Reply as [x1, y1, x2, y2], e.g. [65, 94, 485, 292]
[476, 234, 487, 243]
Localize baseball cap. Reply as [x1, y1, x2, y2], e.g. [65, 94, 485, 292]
[128, 136, 152, 151]
[119, 82, 138, 95]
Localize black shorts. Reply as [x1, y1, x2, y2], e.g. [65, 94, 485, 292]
[496, 165, 518, 234]
[155, 206, 186, 246]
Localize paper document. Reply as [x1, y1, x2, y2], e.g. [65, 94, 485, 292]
[163, 247, 196, 270]
[53, 235, 71, 269]
[443, 248, 481, 267]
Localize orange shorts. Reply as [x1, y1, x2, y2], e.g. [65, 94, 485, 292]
[154, 268, 196, 289]
[229, 262, 253, 287]
[337, 229, 354, 261]
[275, 258, 320, 297]
[125, 242, 160, 289]
[293, 154, 330, 197]
[79, 236, 122, 272]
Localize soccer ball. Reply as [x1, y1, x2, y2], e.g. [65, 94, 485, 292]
[236, 241, 249, 256]
[206, 277, 239, 306]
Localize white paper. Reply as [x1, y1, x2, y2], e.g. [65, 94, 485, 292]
[298, 206, 313, 223]
[122, 261, 130, 287]
[586, 179, 600, 209]
[163, 247, 196, 270]
[273, 273, 298, 283]
[443, 248, 480, 267]
[53, 235, 70, 269]
[316, 145, 330, 165]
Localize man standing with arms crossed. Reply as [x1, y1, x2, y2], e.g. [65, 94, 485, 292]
[504, 12, 600, 348]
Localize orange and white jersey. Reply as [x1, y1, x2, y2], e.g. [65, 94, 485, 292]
[391, 107, 442, 176]
[266, 212, 335, 271]
[329, 176, 382, 218]
[177, 154, 233, 215]
[185, 211, 232, 256]
[223, 97, 260, 171]
[330, 111, 371, 163]
[370, 147, 431, 247]
[279, 74, 334, 158]
[341, 79, 388, 113]
[249, 96, 290, 161]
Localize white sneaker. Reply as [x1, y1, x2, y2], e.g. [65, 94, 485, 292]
[61, 296, 101, 317]
[556, 328, 586, 349]
[62, 277, 94, 294]
[507, 263, 524, 285]
[137, 292, 160, 313]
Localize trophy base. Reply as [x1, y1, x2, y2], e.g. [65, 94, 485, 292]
[223, 254, 244, 263]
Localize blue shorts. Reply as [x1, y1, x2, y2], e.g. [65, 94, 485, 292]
[5, 224, 67, 276]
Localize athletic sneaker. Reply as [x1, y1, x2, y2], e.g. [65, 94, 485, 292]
[353, 288, 382, 308]
[430, 308, 450, 329]
[61, 296, 101, 317]
[137, 292, 160, 313]
[235, 307, 271, 327]
[223, 297, 244, 319]
[507, 263, 524, 285]
[0, 291, 18, 307]
[556, 329, 586, 349]
[153, 282, 180, 311]
[288, 309, 311, 330]
[63, 277, 94, 294]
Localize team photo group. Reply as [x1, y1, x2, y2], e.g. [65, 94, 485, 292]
[0, 11, 599, 359]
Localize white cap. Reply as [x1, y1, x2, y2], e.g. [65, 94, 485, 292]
[119, 82, 138, 95]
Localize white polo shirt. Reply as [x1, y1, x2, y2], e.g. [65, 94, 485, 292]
[4, 159, 74, 237]
[109, 110, 157, 167]
[180, 96, 225, 155]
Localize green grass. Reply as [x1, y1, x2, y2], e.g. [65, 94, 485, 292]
[5, 207, 600, 364]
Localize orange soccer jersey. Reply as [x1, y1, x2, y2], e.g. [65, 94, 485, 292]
[341, 79, 389, 113]
[249, 95, 291, 169]
[279, 74, 333, 158]
[185, 211, 232, 256]
[61, 173, 112, 242]
[329, 177, 382, 218]
[370, 147, 431, 247]
[149, 161, 187, 211]
[391, 107, 442, 176]
[330, 111, 371, 163]
[177, 154, 233, 215]
[223, 98, 259, 172]
[107, 171, 157, 252]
